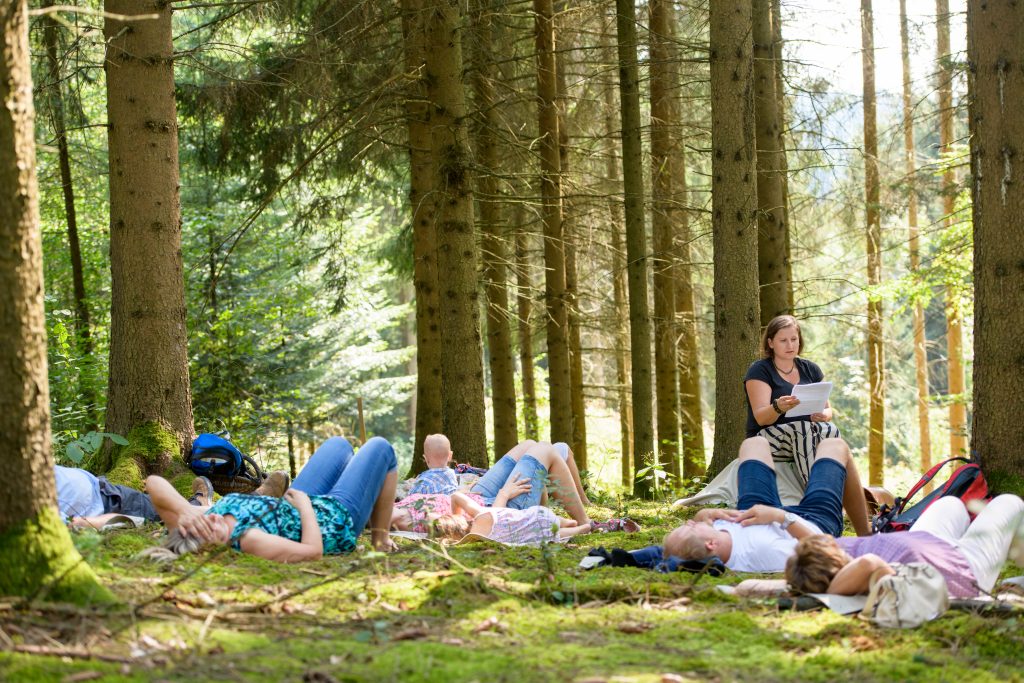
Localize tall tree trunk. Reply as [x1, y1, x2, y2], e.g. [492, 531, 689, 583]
[900, 0, 932, 479]
[706, 0, 761, 478]
[861, 0, 885, 485]
[615, 0, 655, 495]
[470, 0, 518, 459]
[420, 0, 488, 465]
[102, 0, 195, 483]
[514, 204, 540, 440]
[0, 0, 111, 603]
[534, 0, 573, 445]
[967, 0, 1024, 493]
[287, 419, 296, 480]
[753, 0, 790, 325]
[602, 22, 633, 490]
[770, 0, 794, 309]
[936, 0, 968, 457]
[402, 0, 442, 474]
[649, 0, 681, 481]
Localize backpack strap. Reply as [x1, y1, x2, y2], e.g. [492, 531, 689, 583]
[900, 457, 970, 509]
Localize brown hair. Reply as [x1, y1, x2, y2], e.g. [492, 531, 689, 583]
[761, 315, 803, 359]
[430, 514, 470, 541]
[785, 535, 850, 594]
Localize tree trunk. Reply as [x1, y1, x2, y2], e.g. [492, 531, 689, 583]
[102, 0, 195, 483]
[936, 0, 968, 457]
[534, 0, 574, 445]
[615, 0, 656, 495]
[401, 0, 442, 474]
[753, 0, 790, 325]
[470, 0, 518, 459]
[706, 0, 761, 478]
[900, 0, 932, 479]
[0, 0, 111, 603]
[287, 419, 296, 480]
[419, 0, 488, 466]
[602, 21, 633, 491]
[649, 0, 681, 482]
[770, 0, 794, 310]
[861, 0, 885, 486]
[967, 0, 1024, 493]
[514, 204, 540, 440]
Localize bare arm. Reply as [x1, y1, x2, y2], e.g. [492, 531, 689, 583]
[238, 528, 324, 563]
[828, 554, 894, 595]
[735, 505, 815, 540]
[492, 473, 532, 509]
[693, 508, 740, 523]
[746, 380, 799, 427]
[451, 492, 486, 518]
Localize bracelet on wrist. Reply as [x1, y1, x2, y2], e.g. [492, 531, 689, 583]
[771, 398, 784, 415]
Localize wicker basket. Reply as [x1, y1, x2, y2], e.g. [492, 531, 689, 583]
[206, 455, 266, 495]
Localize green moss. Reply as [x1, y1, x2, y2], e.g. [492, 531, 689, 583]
[0, 507, 115, 605]
[985, 470, 1024, 497]
[103, 421, 189, 491]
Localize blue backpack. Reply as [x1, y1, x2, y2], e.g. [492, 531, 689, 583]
[189, 433, 266, 493]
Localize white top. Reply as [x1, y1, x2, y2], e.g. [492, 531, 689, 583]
[714, 517, 823, 573]
[54, 465, 104, 518]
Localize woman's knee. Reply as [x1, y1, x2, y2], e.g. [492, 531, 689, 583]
[738, 437, 772, 464]
[362, 436, 398, 472]
[815, 438, 850, 464]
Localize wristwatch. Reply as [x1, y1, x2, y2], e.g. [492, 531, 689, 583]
[780, 512, 799, 529]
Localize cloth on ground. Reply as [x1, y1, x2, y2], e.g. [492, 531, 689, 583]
[582, 545, 727, 576]
[672, 458, 807, 509]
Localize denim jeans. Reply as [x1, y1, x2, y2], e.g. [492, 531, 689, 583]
[738, 458, 846, 537]
[471, 454, 548, 509]
[292, 436, 397, 532]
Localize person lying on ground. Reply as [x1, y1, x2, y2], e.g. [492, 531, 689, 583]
[143, 436, 398, 562]
[786, 494, 1024, 598]
[408, 433, 459, 496]
[662, 436, 870, 572]
[55, 464, 214, 529]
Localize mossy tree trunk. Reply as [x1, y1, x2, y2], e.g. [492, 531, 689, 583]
[900, 0, 932, 479]
[402, 0, 443, 473]
[770, 0, 794, 310]
[707, 0, 761, 478]
[615, 0, 656, 495]
[967, 0, 1024, 493]
[102, 0, 195, 480]
[649, 0, 681, 482]
[861, 0, 886, 486]
[0, 0, 111, 604]
[419, 0, 488, 465]
[469, 0, 518, 459]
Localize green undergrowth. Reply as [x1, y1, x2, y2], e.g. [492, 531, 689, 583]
[2, 500, 1022, 682]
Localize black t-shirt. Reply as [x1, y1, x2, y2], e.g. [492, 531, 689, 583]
[743, 357, 825, 437]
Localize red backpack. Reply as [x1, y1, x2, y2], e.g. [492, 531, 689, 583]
[872, 456, 991, 533]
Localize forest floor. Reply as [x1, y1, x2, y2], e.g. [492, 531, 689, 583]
[2, 497, 1023, 683]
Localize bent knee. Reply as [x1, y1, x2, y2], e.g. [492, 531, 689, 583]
[738, 437, 772, 465]
[816, 438, 850, 463]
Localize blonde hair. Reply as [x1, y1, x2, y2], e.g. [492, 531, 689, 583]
[430, 514, 470, 541]
[785, 535, 849, 593]
[761, 315, 803, 359]
[663, 525, 713, 560]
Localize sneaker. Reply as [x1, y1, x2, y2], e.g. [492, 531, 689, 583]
[255, 470, 290, 498]
[188, 476, 215, 507]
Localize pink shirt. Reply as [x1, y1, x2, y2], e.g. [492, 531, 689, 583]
[838, 531, 979, 598]
[478, 506, 561, 546]
[395, 493, 483, 533]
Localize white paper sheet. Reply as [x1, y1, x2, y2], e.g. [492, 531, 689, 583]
[785, 381, 832, 417]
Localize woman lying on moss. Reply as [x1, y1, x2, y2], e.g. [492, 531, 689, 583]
[144, 436, 398, 562]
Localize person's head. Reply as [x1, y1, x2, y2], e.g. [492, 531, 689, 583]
[785, 535, 851, 593]
[136, 514, 233, 562]
[761, 315, 803, 360]
[430, 513, 470, 541]
[423, 433, 454, 469]
[663, 521, 721, 560]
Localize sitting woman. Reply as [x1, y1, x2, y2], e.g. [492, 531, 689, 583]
[144, 436, 398, 562]
[745, 314, 839, 486]
[786, 495, 1024, 598]
[431, 442, 593, 546]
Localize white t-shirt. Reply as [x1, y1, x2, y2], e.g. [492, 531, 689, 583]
[714, 517, 823, 573]
[54, 465, 103, 518]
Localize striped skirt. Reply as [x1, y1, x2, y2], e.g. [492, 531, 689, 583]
[757, 420, 841, 487]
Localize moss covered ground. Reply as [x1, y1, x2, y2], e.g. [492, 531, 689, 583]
[1, 498, 1022, 683]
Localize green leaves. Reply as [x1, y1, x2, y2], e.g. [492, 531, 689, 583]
[64, 431, 129, 464]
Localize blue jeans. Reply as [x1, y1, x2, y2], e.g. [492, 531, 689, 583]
[292, 436, 397, 532]
[737, 458, 846, 537]
[471, 454, 547, 509]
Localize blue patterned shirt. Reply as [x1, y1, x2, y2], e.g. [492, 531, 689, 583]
[207, 494, 357, 554]
[409, 467, 459, 495]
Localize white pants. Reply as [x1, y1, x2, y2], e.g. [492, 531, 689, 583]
[910, 494, 1024, 593]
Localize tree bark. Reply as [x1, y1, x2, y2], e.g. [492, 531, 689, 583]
[103, 0, 195, 478]
[420, 0, 488, 466]
[770, 0, 794, 310]
[401, 0, 442, 473]
[0, 0, 110, 603]
[967, 0, 1024, 493]
[649, 0, 681, 482]
[615, 0, 656, 495]
[534, 0, 574, 445]
[514, 203, 540, 441]
[936, 0, 968, 458]
[900, 0, 932, 479]
[753, 0, 790, 325]
[470, 0, 518, 459]
[861, 0, 885, 486]
[706, 0, 761, 478]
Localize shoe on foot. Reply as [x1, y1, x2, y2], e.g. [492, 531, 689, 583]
[188, 475, 215, 507]
[255, 470, 290, 498]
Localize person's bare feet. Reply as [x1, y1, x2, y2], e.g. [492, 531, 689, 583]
[255, 471, 290, 498]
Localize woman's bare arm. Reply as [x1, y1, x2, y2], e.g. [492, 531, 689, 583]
[828, 554, 894, 595]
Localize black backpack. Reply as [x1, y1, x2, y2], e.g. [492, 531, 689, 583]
[872, 456, 990, 533]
